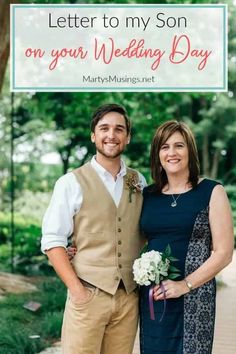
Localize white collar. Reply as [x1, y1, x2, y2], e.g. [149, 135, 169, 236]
[91, 155, 127, 179]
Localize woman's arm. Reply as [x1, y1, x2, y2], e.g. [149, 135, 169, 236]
[184, 184, 234, 288]
[154, 185, 234, 300]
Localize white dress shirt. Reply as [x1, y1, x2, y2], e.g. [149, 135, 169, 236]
[41, 156, 146, 253]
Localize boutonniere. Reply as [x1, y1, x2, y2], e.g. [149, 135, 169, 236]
[125, 173, 142, 202]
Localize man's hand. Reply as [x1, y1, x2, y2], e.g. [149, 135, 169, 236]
[46, 247, 84, 300]
[70, 285, 94, 305]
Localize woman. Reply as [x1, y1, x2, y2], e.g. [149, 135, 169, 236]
[139, 120, 234, 354]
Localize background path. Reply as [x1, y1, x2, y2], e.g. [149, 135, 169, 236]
[211, 250, 236, 354]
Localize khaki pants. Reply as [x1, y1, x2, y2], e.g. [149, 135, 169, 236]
[61, 287, 139, 354]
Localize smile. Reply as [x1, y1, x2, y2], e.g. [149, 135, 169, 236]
[167, 159, 180, 164]
[104, 143, 118, 147]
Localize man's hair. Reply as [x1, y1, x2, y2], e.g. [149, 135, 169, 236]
[150, 120, 200, 193]
[90, 103, 131, 135]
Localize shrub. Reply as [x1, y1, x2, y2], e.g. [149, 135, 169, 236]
[0, 277, 66, 353]
[0, 212, 41, 254]
[39, 277, 67, 312]
[0, 326, 45, 354]
[40, 311, 64, 339]
[225, 185, 236, 245]
[0, 212, 52, 274]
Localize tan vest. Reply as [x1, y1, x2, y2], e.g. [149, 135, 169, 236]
[71, 162, 143, 295]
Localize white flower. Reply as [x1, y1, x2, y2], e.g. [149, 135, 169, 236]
[133, 250, 170, 286]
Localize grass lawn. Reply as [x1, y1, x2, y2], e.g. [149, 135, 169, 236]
[0, 277, 66, 354]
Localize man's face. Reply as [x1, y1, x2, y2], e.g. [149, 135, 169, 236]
[91, 112, 130, 159]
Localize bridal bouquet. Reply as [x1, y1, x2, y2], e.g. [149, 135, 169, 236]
[133, 245, 180, 321]
[133, 245, 180, 285]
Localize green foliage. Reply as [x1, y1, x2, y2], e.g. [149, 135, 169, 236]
[0, 212, 41, 255]
[39, 280, 68, 312]
[0, 277, 66, 354]
[140, 242, 148, 255]
[225, 185, 236, 244]
[168, 272, 181, 280]
[0, 244, 11, 267]
[40, 311, 64, 339]
[14, 190, 51, 223]
[0, 212, 51, 274]
[162, 244, 171, 258]
[0, 326, 45, 354]
[162, 245, 181, 280]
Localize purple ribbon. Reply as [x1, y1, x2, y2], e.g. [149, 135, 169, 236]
[149, 285, 155, 320]
[149, 282, 167, 322]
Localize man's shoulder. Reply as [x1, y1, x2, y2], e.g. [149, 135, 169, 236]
[126, 167, 140, 174]
[72, 162, 91, 176]
[55, 171, 76, 187]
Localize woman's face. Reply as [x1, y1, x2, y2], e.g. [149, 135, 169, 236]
[159, 131, 189, 176]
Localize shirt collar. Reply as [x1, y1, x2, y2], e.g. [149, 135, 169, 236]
[91, 155, 127, 179]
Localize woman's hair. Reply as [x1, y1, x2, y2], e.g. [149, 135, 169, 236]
[150, 120, 200, 193]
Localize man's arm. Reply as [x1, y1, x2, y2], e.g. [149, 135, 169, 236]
[46, 247, 92, 304]
[42, 174, 92, 304]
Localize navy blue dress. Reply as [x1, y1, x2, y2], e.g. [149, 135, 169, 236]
[140, 179, 219, 354]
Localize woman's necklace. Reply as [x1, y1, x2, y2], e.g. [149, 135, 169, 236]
[171, 194, 181, 207]
[164, 181, 190, 207]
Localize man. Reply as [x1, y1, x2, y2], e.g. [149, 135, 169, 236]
[41, 103, 146, 354]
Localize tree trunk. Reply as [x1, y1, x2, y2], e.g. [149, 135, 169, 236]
[59, 147, 72, 175]
[0, 0, 19, 93]
[79, 152, 89, 167]
[0, 1, 10, 92]
[210, 149, 220, 179]
[61, 155, 69, 175]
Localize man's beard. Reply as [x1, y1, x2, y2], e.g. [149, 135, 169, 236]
[96, 146, 123, 159]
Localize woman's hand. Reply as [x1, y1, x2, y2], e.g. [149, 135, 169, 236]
[66, 246, 77, 261]
[153, 279, 189, 301]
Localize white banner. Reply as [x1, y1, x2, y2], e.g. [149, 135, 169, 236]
[11, 4, 227, 92]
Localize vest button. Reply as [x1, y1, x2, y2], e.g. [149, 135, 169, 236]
[118, 217, 122, 222]
[118, 228, 121, 232]
[115, 276, 119, 281]
[118, 240, 122, 245]
[118, 264, 122, 268]
[118, 252, 121, 257]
